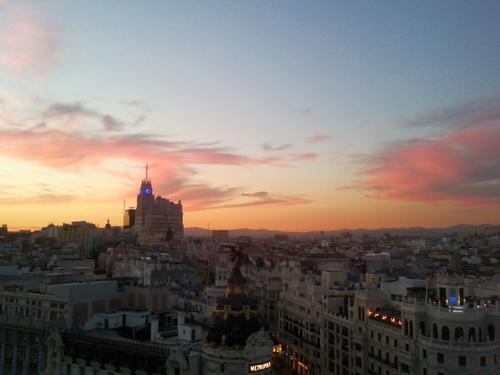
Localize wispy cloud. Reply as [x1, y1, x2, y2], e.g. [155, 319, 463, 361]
[242, 191, 269, 198]
[307, 134, 330, 143]
[214, 192, 312, 210]
[0, 3, 60, 75]
[262, 143, 292, 152]
[404, 97, 500, 129]
[289, 153, 316, 161]
[43, 102, 125, 132]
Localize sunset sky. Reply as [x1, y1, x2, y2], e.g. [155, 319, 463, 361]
[1, 0, 499, 231]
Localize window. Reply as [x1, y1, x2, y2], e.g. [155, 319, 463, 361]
[442, 326, 450, 341]
[480, 356, 486, 367]
[385, 336, 389, 344]
[419, 321, 426, 336]
[401, 363, 410, 373]
[458, 356, 466, 367]
[454, 327, 464, 341]
[405, 344, 409, 352]
[394, 339, 398, 348]
[422, 349, 427, 359]
[488, 324, 495, 340]
[423, 369, 427, 375]
[437, 353, 444, 364]
[220, 364, 224, 373]
[468, 327, 476, 342]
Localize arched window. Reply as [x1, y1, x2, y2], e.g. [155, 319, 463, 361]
[468, 327, 475, 342]
[455, 327, 464, 341]
[433, 324, 438, 339]
[419, 322, 426, 336]
[488, 324, 495, 341]
[442, 326, 450, 341]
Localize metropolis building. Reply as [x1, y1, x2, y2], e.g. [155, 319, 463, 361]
[201, 259, 273, 375]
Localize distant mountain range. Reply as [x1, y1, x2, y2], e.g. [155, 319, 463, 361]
[185, 224, 500, 239]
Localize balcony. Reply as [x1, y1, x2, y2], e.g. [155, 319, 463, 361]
[427, 303, 487, 322]
[418, 334, 499, 349]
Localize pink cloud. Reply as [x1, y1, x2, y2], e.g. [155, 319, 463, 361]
[0, 125, 315, 209]
[0, 129, 270, 169]
[289, 152, 317, 161]
[359, 125, 500, 206]
[0, 93, 317, 210]
[0, 4, 59, 74]
[307, 134, 330, 143]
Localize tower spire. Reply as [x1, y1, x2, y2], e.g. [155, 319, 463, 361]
[145, 163, 149, 181]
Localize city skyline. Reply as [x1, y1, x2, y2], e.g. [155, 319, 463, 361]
[1, 0, 500, 231]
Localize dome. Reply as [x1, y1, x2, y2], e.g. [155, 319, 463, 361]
[205, 251, 263, 348]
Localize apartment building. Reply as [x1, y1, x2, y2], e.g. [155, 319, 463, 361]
[277, 266, 499, 375]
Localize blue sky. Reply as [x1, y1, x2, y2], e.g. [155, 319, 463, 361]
[1, 0, 499, 230]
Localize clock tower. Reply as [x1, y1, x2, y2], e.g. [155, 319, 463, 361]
[136, 164, 154, 227]
[134, 164, 184, 246]
[139, 164, 153, 197]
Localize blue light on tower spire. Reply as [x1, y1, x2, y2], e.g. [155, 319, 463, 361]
[140, 163, 153, 195]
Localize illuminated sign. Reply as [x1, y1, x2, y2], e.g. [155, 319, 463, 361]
[449, 296, 457, 305]
[249, 361, 272, 372]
